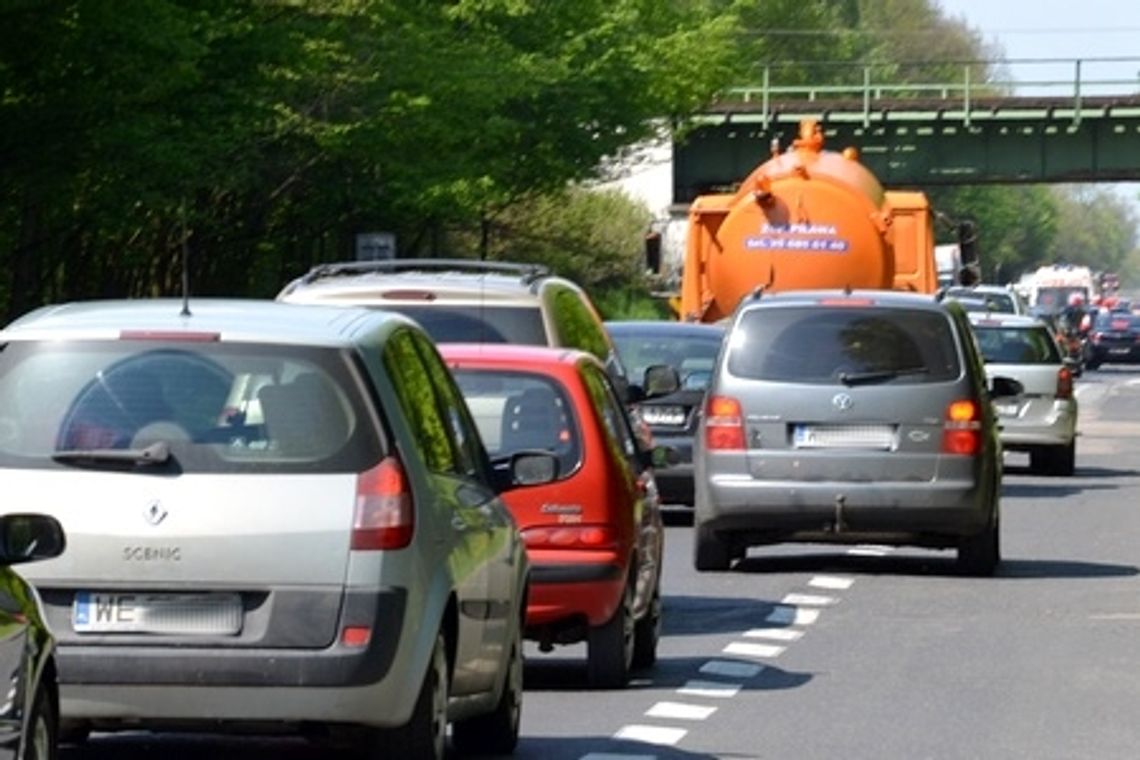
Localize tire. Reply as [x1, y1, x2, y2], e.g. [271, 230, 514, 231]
[21, 682, 58, 760]
[587, 575, 634, 689]
[451, 621, 522, 755]
[631, 580, 661, 670]
[958, 513, 1001, 577]
[1051, 440, 1076, 477]
[381, 632, 449, 759]
[693, 522, 731, 571]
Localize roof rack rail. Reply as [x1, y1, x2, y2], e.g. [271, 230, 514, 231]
[300, 258, 551, 285]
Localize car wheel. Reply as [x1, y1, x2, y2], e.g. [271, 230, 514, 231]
[451, 619, 522, 755]
[631, 579, 661, 670]
[694, 522, 731, 571]
[1051, 440, 1076, 477]
[21, 682, 58, 760]
[382, 632, 449, 759]
[587, 574, 634, 689]
[958, 513, 1001, 577]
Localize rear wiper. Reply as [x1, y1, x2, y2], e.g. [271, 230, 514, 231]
[838, 367, 929, 386]
[52, 441, 171, 466]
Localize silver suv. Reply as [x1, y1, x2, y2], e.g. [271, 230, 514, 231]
[695, 290, 1004, 576]
[277, 259, 633, 397]
[3, 299, 554, 758]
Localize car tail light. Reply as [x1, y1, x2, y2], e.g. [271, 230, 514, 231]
[1056, 366, 1073, 400]
[705, 395, 746, 451]
[521, 525, 619, 551]
[352, 456, 414, 550]
[942, 399, 982, 456]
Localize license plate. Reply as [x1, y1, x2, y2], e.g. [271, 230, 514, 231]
[793, 424, 895, 450]
[993, 402, 1019, 416]
[641, 405, 686, 426]
[1109, 347, 1131, 355]
[72, 592, 243, 635]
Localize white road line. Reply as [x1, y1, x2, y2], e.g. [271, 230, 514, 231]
[723, 641, 786, 659]
[580, 755, 657, 760]
[612, 725, 687, 746]
[766, 605, 821, 626]
[810, 575, 854, 590]
[782, 592, 837, 606]
[847, 547, 888, 556]
[677, 679, 743, 698]
[700, 660, 764, 679]
[646, 702, 718, 721]
[744, 627, 803, 642]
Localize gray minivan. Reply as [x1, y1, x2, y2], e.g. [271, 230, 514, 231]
[694, 290, 1005, 575]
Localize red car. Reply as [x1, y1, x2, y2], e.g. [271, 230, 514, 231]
[441, 344, 666, 688]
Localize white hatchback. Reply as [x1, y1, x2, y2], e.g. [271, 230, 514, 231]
[969, 312, 1079, 475]
[1, 299, 554, 758]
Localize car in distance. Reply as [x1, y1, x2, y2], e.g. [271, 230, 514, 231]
[694, 291, 1004, 576]
[440, 343, 667, 688]
[2, 299, 559, 758]
[606, 320, 725, 508]
[938, 283, 1029, 315]
[969, 312, 1079, 476]
[1085, 309, 1140, 369]
[0, 513, 66, 760]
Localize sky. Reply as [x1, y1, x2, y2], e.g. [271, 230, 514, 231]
[935, 0, 1140, 211]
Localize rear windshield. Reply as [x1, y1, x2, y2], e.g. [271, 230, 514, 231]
[0, 340, 381, 472]
[610, 329, 723, 391]
[944, 289, 1016, 314]
[728, 306, 961, 384]
[973, 325, 1061, 364]
[450, 369, 580, 480]
[1094, 312, 1140, 331]
[385, 305, 548, 345]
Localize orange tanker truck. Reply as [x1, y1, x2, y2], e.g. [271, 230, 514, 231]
[670, 120, 975, 322]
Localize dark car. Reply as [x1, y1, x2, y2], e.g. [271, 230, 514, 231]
[0, 513, 66, 760]
[606, 321, 726, 508]
[1086, 310, 1140, 368]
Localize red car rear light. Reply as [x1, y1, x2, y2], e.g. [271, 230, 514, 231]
[521, 525, 619, 551]
[942, 399, 982, 456]
[352, 457, 414, 550]
[704, 395, 746, 451]
[1056, 366, 1073, 400]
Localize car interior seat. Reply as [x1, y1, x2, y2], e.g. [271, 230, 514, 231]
[499, 386, 565, 453]
[258, 372, 350, 457]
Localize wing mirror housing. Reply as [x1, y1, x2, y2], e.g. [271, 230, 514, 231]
[989, 376, 1024, 399]
[0, 513, 66, 566]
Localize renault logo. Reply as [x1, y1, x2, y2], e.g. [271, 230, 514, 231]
[144, 501, 168, 526]
[832, 393, 854, 412]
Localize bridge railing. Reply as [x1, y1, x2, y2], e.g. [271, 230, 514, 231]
[717, 57, 1140, 127]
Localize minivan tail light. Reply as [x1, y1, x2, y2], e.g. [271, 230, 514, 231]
[942, 399, 982, 456]
[705, 395, 746, 451]
[1056, 366, 1073, 400]
[352, 457, 414, 550]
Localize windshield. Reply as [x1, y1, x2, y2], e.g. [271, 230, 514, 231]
[609, 329, 723, 391]
[973, 325, 1062, 364]
[383, 305, 548, 345]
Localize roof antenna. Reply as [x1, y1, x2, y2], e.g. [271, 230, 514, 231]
[180, 200, 192, 317]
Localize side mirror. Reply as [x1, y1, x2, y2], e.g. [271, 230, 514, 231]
[0, 513, 66, 566]
[508, 451, 559, 487]
[639, 444, 681, 470]
[989, 376, 1024, 399]
[643, 364, 680, 398]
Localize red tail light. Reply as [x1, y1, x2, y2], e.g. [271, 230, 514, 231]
[942, 399, 982, 456]
[1056, 366, 1073, 400]
[521, 525, 619, 551]
[352, 457, 414, 550]
[705, 395, 746, 451]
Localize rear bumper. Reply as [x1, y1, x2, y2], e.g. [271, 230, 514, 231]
[996, 402, 1076, 449]
[525, 557, 625, 629]
[699, 474, 992, 544]
[653, 463, 695, 506]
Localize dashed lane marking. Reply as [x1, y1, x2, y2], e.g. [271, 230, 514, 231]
[677, 679, 743, 698]
[766, 605, 821, 626]
[782, 592, 837, 606]
[612, 725, 687, 746]
[743, 627, 804, 642]
[700, 660, 764, 679]
[723, 641, 786, 659]
[810, 575, 855, 590]
[645, 702, 718, 721]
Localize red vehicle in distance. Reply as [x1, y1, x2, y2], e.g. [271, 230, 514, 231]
[440, 344, 670, 688]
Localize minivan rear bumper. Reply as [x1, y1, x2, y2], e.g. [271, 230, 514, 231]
[525, 556, 625, 629]
[701, 474, 991, 541]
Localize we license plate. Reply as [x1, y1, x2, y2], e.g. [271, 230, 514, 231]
[72, 592, 242, 635]
[993, 402, 1019, 417]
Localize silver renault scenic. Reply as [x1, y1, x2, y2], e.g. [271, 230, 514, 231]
[694, 290, 1004, 575]
[1, 298, 553, 758]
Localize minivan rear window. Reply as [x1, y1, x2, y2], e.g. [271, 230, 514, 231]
[0, 341, 381, 472]
[973, 326, 1062, 364]
[451, 369, 581, 480]
[728, 306, 961, 384]
[386, 305, 548, 345]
